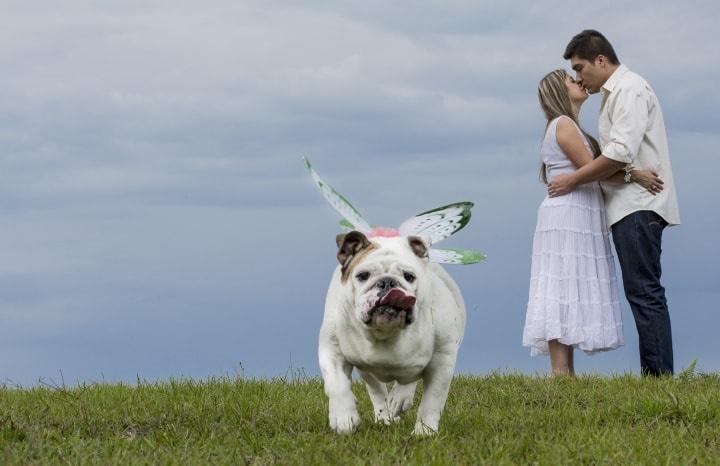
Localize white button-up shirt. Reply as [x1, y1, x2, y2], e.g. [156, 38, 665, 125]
[598, 64, 681, 226]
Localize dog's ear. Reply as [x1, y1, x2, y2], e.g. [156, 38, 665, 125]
[336, 231, 371, 269]
[407, 236, 429, 260]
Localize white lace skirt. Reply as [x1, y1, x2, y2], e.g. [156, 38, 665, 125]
[523, 183, 624, 356]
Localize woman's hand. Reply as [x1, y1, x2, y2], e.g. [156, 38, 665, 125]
[632, 169, 664, 195]
[547, 173, 577, 197]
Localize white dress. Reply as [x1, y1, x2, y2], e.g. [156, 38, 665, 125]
[523, 116, 624, 356]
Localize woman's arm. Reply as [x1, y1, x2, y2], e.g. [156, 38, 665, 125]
[556, 117, 593, 169]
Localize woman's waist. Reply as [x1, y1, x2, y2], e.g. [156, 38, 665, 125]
[541, 182, 603, 205]
[545, 165, 577, 180]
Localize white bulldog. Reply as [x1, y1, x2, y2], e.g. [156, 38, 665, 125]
[318, 230, 466, 435]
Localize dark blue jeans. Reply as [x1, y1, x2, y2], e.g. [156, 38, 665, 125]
[611, 210, 673, 376]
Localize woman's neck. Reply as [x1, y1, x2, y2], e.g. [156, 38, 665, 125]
[571, 102, 582, 119]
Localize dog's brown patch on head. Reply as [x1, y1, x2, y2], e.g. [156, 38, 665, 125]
[336, 231, 377, 283]
[407, 236, 429, 259]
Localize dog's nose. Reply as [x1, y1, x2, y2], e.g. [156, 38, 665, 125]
[376, 277, 398, 292]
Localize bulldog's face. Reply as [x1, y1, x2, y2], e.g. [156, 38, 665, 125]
[336, 231, 429, 332]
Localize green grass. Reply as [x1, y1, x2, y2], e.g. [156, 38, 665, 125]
[1, 370, 719, 465]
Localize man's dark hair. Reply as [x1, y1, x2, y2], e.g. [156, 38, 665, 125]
[563, 30, 619, 64]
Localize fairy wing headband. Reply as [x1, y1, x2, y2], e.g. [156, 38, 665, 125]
[303, 157, 486, 265]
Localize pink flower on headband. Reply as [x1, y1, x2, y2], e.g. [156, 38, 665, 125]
[367, 227, 400, 238]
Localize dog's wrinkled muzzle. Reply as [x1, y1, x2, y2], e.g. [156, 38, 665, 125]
[363, 288, 416, 328]
[378, 288, 416, 310]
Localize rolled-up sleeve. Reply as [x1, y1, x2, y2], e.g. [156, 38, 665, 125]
[602, 86, 649, 164]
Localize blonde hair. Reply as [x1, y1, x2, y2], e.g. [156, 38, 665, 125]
[537, 69, 600, 183]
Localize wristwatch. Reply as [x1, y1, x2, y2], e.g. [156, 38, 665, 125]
[623, 165, 633, 183]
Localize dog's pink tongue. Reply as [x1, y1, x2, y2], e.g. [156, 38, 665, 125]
[379, 288, 416, 310]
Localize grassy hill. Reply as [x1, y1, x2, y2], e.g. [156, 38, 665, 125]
[1, 370, 719, 464]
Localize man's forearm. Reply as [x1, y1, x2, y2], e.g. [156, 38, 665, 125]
[571, 155, 626, 185]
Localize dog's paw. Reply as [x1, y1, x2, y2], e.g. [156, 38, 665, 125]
[373, 407, 400, 425]
[412, 419, 438, 437]
[329, 409, 360, 434]
[387, 393, 413, 417]
[387, 390, 414, 417]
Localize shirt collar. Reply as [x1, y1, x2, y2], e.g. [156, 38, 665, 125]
[601, 64, 629, 94]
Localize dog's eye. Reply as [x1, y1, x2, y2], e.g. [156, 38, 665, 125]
[356, 271, 370, 282]
[403, 272, 416, 283]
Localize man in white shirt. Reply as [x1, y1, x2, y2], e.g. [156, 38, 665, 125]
[548, 30, 680, 376]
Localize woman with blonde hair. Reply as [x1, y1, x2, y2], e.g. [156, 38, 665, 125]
[523, 69, 663, 375]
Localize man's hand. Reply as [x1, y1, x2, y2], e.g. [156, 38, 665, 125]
[547, 173, 577, 197]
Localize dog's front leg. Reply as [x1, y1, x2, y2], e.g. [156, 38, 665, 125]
[319, 341, 360, 433]
[413, 353, 456, 436]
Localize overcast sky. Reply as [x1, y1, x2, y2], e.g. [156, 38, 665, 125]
[1, 0, 718, 386]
